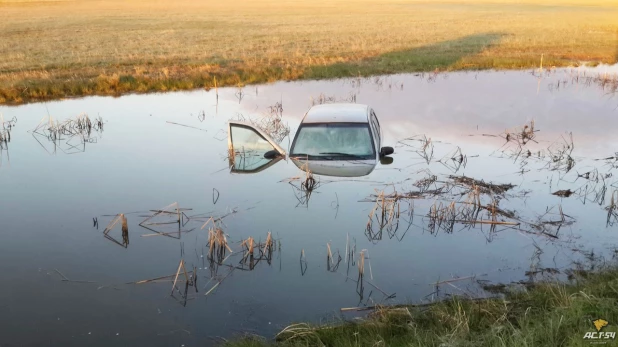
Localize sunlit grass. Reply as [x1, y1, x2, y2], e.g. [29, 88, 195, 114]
[1, 0, 617, 104]
[225, 265, 618, 347]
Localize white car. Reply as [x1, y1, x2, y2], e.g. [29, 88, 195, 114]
[227, 103, 394, 177]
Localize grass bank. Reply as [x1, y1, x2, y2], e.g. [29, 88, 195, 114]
[1, 0, 618, 104]
[225, 266, 618, 347]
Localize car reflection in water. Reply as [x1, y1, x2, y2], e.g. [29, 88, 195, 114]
[227, 103, 394, 177]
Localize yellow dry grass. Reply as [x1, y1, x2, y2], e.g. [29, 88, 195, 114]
[1, 0, 617, 103]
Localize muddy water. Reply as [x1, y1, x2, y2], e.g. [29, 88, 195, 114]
[0, 66, 617, 346]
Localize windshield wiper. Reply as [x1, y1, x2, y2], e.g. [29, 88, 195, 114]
[319, 152, 365, 158]
[290, 153, 312, 158]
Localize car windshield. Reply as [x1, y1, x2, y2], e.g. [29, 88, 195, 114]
[290, 123, 375, 159]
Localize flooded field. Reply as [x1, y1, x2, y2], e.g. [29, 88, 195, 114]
[0, 66, 617, 346]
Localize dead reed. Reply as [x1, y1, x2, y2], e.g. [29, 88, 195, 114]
[449, 175, 515, 195]
[300, 249, 308, 276]
[309, 92, 357, 106]
[503, 120, 538, 147]
[326, 242, 342, 272]
[140, 202, 192, 239]
[204, 265, 235, 297]
[0, 114, 16, 148]
[285, 161, 319, 207]
[102, 213, 129, 248]
[121, 215, 129, 246]
[239, 234, 275, 270]
[0, 114, 16, 130]
[207, 226, 233, 263]
[170, 259, 198, 305]
[397, 135, 435, 164]
[241, 236, 255, 260]
[362, 172, 527, 239]
[414, 171, 439, 192]
[30, 113, 104, 154]
[439, 146, 467, 173]
[357, 250, 365, 299]
[419, 136, 434, 164]
[127, 269, 195, 285]
[427, 201, 457, 234]
[51, 269, 95, 284]
[301, 167, 317, 192]
[365, 188, 413, 242]
[247, 101, 290, 143]
[235, 85, 244, 104]
[550, 70, 618, 94]
[170, 259, 190, 295]
[544, 133, 575, 175]
[275, 323, 324, 346]
[531, 204, 575, 238]
[606, 190, 618, 227]
[0, 129, 9, 148]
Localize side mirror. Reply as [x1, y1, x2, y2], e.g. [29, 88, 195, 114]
[264, 150, 281, 159]
[380, 156, 393, 165]
[380, 147, 394, 157]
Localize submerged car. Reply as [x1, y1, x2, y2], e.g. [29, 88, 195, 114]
[227, 103, 394, 177]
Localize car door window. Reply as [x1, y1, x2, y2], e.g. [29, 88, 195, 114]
[228, 121, 285, 173]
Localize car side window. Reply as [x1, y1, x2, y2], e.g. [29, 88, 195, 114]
[370, 110, 380, 147]
[371, 110, 380, 127]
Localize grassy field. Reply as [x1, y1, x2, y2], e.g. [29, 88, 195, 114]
[1, 0, 617, 104]
[225, 265, 618, 347]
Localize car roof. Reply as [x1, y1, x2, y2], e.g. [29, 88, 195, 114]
[302, 103, 369, 124]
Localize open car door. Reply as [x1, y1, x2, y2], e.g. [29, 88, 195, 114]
[227, 121, 286, 174]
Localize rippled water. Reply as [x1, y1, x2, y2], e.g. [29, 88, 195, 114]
[0, 65, 617, 346]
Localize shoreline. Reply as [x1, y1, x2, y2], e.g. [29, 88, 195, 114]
[224, 264, 618, 347]
[1, 61, 616, 107]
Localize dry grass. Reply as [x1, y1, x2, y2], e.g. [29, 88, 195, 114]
[1, 0, 617, 104]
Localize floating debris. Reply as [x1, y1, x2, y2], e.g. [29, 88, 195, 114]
[552, 189, 574, 198]
[449, 175, 515, 195]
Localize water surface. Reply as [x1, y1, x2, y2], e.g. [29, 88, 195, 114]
[0, 66, 617, 346]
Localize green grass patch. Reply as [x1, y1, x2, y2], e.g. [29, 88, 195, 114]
[224, 266, 618, 347]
